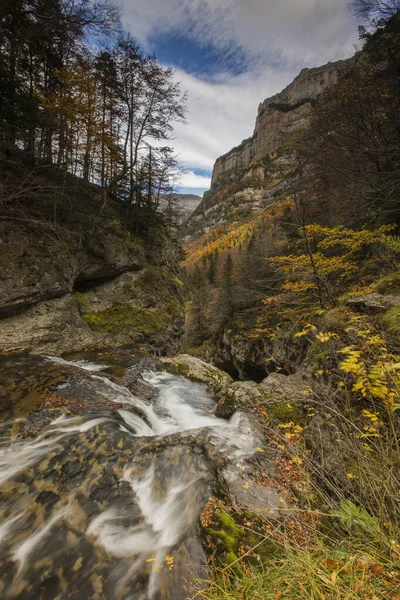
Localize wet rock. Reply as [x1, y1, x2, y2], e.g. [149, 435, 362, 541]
[160, 354, 233, 395]
[121, 356, 163, 399]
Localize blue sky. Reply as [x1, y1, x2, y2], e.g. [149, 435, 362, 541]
[116, 0, 360, 196]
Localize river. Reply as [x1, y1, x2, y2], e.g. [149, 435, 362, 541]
[0, 355, 256, 599]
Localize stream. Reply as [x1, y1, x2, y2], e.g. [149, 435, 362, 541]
[0, 354, 257, 600]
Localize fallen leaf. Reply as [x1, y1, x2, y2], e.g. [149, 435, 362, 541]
[356, 555, 375, 569]
[326, 558, 336, 569]
[370, 563, 384, 576]
[274, 591, 283, 600]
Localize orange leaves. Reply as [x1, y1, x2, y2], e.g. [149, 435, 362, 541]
[370, 563, 385, 577]
[326, 557, 336, 569]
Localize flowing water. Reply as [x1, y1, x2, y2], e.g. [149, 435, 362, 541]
[0, 356, 257, 600]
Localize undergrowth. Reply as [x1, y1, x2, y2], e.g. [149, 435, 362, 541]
[196, 314, 400, 600]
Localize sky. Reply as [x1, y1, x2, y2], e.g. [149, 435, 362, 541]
[115, 0, 360, 196]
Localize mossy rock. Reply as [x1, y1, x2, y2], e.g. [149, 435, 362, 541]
[73, 292, 90, 314]
[205, 509, 281, 568]
[82, 302, 171, 336]
[268, 401, 305, 425]
[375, 271, 400, 296]
[207, 510, 242, 564]
[320, 306, 353, 331]
[173, 361, 190, 377]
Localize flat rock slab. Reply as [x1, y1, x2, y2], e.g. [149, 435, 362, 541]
[223, 465, 282, 518]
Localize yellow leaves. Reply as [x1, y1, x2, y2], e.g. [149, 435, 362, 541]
[302, 388, 313, 397]
[295, 324, 317, 338]
[339, 347, 363, 375]
[165, 555, 174, 569]
[305, 224, 396, 256]
[362, 409, 380, 423]
[346, 473, 357, 479]
[256, 447, 265, 453]
[291, 456, 303, 466]
[243, 482, 249, 489]
[279, 422, 304, 443]
[315, 332, 337, 343]
[147, 555, 174, 571]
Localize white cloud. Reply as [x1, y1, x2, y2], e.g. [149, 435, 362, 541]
[117, 0, 358, 65]
[115, 0, 360, 175]
[171, 66, 298, 172]
[178, 170, 212, 191]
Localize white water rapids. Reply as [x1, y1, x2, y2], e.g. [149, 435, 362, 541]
[0, 357, 257, 599]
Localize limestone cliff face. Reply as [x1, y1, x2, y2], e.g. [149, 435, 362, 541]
[211, 59, 351, 188]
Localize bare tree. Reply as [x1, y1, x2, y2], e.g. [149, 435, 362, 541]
[352, 0, 400, 23]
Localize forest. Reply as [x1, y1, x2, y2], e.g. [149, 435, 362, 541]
[0, 0, 186, 232]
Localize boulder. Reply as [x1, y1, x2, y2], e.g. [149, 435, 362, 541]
[347, 292, 400, 314]
[160, 354, 232, 395]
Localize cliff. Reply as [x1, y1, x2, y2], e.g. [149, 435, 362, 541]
[182, 57, 352, 244]
[210, 58, 351, 188]
[171, 193, 202, 224]
[0, 154, 184, 355]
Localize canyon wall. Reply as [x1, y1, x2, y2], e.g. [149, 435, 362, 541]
[211, 58, 351, 188]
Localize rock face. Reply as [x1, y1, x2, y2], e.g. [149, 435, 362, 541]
[211, 59, 351, 188]
[183, 58, 351, 243]
[172, 194, 202, 224]
[0, 212, 184, 355]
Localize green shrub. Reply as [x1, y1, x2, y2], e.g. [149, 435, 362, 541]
[82, 302, 170, 335]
